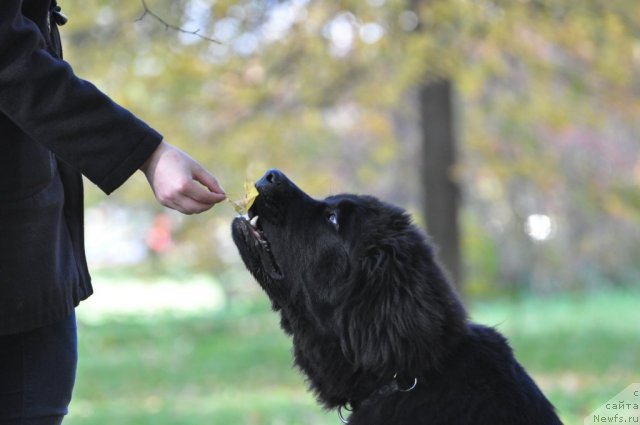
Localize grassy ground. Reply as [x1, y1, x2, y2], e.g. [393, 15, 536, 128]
[67, 280, 640, 425]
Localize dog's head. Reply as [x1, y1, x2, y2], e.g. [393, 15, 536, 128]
[232, 169, 467, 379]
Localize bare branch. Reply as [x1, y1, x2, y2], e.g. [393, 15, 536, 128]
[137, 0, 221, 44]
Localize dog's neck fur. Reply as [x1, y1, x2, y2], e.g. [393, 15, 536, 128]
[278, 284, 469, 410]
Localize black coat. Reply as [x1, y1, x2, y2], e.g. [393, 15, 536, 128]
[0, 0, 163, 334]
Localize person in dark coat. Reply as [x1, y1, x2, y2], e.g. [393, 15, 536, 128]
[0, 1, 226, 423]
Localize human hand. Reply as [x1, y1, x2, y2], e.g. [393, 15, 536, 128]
[140, 141, 226, 214]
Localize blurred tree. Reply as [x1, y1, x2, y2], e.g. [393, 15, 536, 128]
[405, 0, 462, 289]
[419, 80, 462, 289]
[60, 0, 640, 292]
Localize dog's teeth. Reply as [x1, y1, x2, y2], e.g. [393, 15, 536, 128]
[250, 215, 259, 228]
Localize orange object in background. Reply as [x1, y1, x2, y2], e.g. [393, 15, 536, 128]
[146, 214, 173, 254]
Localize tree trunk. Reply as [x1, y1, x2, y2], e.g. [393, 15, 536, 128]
[419, 79, 462, 290]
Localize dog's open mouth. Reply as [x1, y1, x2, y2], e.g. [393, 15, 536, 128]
[234, 208, 284, 280]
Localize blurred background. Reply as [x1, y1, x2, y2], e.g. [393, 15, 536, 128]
[58, 0, 639, 423]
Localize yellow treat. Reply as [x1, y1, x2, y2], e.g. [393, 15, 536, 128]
[228, 180, 259, 214]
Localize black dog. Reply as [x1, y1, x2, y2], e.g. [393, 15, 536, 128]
[232, 169, 562, 425]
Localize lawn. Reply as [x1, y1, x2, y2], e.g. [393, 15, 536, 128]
[67, 276, 640, 425]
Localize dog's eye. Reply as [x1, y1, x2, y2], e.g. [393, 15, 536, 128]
[327, 212, 339, 228]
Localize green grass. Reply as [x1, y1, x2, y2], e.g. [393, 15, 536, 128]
[67, 287, 640, 425]
[471, 290, 640, 425]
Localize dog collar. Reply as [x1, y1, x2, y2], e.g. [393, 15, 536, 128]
[337, 375, 419, 424]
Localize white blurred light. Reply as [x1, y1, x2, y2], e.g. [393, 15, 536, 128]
[262, 3, 299, 42]
[525, 214, 554, 242]
[367, 0, 386, 7]
[212, 17, 240, 43]
[360, 22, 385, 44]
[323, 13, 356, 57]
[85, 205, 149, 267]
[213, 18, 240, 43]
[233, 33, 259, 56]
[179, 0, 212, 44]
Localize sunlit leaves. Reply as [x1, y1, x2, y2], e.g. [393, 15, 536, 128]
[61, 0, 640, 283]
[227, 180, 259, 215]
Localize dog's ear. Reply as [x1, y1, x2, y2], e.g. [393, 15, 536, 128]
[340, 236, 465, 375]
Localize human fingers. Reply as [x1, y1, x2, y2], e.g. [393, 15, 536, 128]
[166, 195, 214, 215]
[192, 166, 225, 196]
[182, 179, 226, 206]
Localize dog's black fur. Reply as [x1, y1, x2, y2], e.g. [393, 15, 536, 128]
[232, 169, 562, 425]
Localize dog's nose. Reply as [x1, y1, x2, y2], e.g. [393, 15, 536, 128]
[258, 169, 285, 188]
[255, 169, 308, 211]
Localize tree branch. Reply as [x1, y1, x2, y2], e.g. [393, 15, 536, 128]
[137, 0, 221, 44]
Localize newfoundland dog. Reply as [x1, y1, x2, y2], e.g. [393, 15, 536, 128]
[231, 169, 562, 425]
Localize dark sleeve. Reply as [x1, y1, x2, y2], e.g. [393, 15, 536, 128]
[0, 0, 163, 194]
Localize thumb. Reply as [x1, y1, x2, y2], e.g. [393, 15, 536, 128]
[192, 166, 225, 196]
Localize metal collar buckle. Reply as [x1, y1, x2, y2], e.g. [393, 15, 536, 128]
[337, 375, 418, 423]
